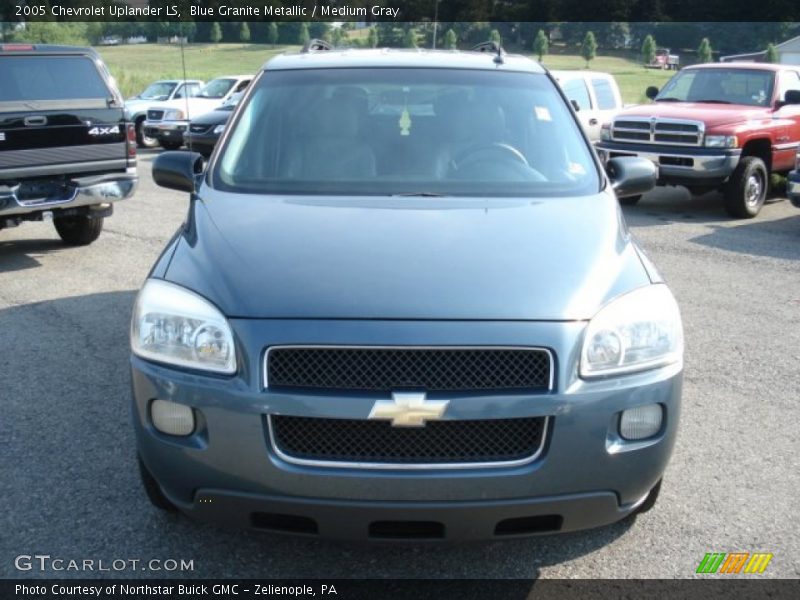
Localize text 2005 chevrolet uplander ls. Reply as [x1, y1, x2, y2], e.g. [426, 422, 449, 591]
[131, 45, 683, 541]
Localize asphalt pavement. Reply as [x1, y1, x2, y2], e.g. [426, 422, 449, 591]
[1, 151, 799, 579]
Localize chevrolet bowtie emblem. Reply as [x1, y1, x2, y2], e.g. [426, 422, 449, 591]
[368, 392, 449, 427]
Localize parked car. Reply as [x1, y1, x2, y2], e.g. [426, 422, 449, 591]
[596, 62, 800, 217]
[125, 79, 204, 148]
[788, 147, 800, 208]
[0, 44, 137, 245]
[143, 76, 251, 150]
[647, 48, 680, 70]
[183, 92, 243, 157]
[131, 45, 683, 542]
[551, 70, 624, 141]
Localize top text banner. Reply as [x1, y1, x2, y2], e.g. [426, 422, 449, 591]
[3, 0, 799, 23]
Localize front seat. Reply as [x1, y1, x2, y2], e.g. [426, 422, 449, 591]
[287, 97, 377, 181]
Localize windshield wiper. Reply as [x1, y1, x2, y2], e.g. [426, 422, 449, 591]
[393, 192, 447, 197]
[693, 99, 732, 104]
[655, 97, 682, 102]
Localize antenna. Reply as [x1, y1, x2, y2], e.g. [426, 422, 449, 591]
[178, 21, 193, 162]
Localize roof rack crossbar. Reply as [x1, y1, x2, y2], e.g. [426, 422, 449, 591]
[302, 39, 333, 53]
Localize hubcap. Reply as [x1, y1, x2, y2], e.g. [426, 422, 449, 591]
[745, 172, 764, 207]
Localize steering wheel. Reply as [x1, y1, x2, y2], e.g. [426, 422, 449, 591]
[451, 143, 530, 172]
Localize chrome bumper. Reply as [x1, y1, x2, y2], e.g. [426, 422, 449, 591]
[0, 172, 137, 218]
[143, 119, 188, 132]
[596, 143, 740, 183]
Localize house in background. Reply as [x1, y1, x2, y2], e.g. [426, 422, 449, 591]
[721, 35, 800, 64]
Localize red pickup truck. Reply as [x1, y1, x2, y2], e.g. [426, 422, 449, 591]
[596, 63, 800, 218]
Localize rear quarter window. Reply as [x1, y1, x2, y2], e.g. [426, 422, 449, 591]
[0, 55, 110, 102]
[591, 78, 618, 110]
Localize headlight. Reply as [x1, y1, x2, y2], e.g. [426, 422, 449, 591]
[580, 284, 683, 378]
[600, 124, 611, 141]
[131, 279, 237, 374]
[704, 134, 737, 148]
[213, 124, 226, 135]
[163, 109, 185, 120]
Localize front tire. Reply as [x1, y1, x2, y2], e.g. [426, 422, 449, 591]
[135, 119, 158, 148]
[138, 457, 178, 513]
[619, 194, 641, 206]
[54, 215, 103, 246]
[635, 479, 662, 515]
[724, 156, 767, 218]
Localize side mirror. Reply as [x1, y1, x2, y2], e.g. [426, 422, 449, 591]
[152, 151, 204, 193]
[570, 99, 581, 112]
[607, 157, 656, 198]
[783, 90, 800, 106]
[646, 86, 659, 100]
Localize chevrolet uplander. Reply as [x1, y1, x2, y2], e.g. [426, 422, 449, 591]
[130, 44, 684, 541]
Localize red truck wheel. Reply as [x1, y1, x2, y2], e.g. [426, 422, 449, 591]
[723, 156, 767, 219]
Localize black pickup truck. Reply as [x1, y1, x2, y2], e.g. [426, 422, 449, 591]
[0, 44, 137, 245]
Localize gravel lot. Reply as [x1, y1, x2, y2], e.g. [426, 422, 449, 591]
[1, 151, 799, 579]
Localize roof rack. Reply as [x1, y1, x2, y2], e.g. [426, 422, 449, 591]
[470, 41, 505, 64]
[302, 39, 333, 53]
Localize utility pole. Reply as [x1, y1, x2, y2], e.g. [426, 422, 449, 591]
[432, 0, 440, 49]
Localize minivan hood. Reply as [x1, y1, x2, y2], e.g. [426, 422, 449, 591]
[164, 189, 651, 320]
[619, 102, 768, 128]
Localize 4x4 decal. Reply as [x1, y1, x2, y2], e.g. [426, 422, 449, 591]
[88, 125, 120, 136]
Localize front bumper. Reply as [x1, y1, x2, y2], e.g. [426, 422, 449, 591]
[596, 141, 740, 186]
[143, 119, 187, 144]
[183, 132, 220, 155]
[788, 170, 800, 208]
[132, 319, 682, 541]
[0, 171, 137, 218]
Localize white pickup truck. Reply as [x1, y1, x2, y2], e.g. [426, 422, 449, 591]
[143, 75, 251, 150]
[551, 70, 624, 142]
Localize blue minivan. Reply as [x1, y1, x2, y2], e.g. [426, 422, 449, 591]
[130, 45, 683, 541]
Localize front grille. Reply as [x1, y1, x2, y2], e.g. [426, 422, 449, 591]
[147, 109, 164, 121]
[612, 117, 703, 146]
[266, 346, 552, 392]
[269, 415, 547, 466]
[189, 123, 211, 133]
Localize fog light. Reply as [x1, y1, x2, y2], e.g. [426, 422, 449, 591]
[151, 399, 194, 436]
[620, 404, 662, 440]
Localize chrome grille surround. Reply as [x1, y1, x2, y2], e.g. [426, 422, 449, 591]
[612, 117, 705, 147]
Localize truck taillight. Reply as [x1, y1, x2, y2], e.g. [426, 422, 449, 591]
[127, 123, 136, 158]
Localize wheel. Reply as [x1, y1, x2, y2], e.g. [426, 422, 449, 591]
[618, 194, 641, 206]
[53, 215, 103, 246]
[138, 457, 178, 512]
[723, 156, 767, 218]
[160, 141, 182, 150]
[635, 479, 662, 515]
[135, 118, 158, 148]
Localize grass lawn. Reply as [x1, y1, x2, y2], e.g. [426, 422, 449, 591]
[96, 43, 675, 104]
[95, 43, 297, 98]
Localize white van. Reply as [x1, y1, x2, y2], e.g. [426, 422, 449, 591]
[551, 70, 623, 142]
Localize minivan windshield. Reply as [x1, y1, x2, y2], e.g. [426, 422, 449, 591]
[656, 68, 775, 107]
[214, 68, 599, 197]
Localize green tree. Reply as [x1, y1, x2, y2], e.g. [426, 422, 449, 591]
[444, 29, 457, 50]
[581, 31, 597, 68]
[367, 27, 379, 48]
[209, 22, 222, 44]
[697, 37, 713, 63]
[332, 27, 345, 47]
[765, 43, 779, 63]
[238, 22, 250, 43]
[267, 22, 278, 46]
[489, 28, 501, 45]
[641, 34, 657, 66]
[403, 28, 417, 48]
[298, 22, 310, 45]
[533, 29, 548, 62]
